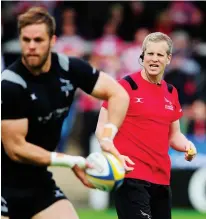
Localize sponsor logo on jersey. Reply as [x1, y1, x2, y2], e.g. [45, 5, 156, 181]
[38, 106, 69, 123]
[164, 97, 174, 111]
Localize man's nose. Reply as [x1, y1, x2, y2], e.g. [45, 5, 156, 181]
[29, 40, 36, 50]
[151, 55, 158, 62]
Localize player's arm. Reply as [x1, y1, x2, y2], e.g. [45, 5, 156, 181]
[1, 118, 86, 167]
[2, 118, 93, 188]
[94, 77, 135, 172]
[95, 107, 109, 140]
[94, 78, 132, 143]
[95, 106, 134, 172]
[94, 106, 122, 156]
[2, 118, 51, 165]
[69, 57, 129, 129]
[69, 58, 129, 158]
[91, 72, 129, 129]
[169, 120, 197, 161]
[91, 72, 129, 160]
[1, 80, 88, 169]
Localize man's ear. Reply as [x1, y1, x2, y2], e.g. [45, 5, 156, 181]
[50, 35, 57, 48]
[167, 54, 172, 65]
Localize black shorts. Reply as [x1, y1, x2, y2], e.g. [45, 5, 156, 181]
[1, 183, 67, 219]
[114, 178, 172, 219]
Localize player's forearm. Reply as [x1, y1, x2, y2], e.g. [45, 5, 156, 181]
[98, 92, 129, 142]
[95, 128, 102, 141]
[9, 141, 86, 168]
[11, 141, 51, 165]
[107, 92, 129, 129]
[169, 132, 189, 152]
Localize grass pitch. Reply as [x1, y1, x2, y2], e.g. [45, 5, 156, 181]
[77, 208, 206, 219]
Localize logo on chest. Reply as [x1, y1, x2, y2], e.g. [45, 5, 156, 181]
[135, 97, 144, 103]
[60, 78, 74, 97]
[164, 97, 174, 111]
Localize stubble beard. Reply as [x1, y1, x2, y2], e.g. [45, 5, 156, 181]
[22, 45, 51, 73]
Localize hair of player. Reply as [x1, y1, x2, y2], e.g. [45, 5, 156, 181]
[17, 6, 56, 38]
[142, 32, 173, 56]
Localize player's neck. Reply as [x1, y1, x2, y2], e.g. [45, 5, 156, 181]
[22, 53, 52, 76]
[141, 69, 163, 85]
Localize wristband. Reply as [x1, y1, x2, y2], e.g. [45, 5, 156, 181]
[101, 123, 118, 141]
[50, 152, 86, 169]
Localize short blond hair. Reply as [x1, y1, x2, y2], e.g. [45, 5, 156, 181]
[18, 7, 56, 38]
[142, 32, 173, 55]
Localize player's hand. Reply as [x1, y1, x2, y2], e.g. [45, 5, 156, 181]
[72, 164, 95, 189]
[100, 139, 135, 173]
[74, 156, 94, 169]
[119, 155, 135, 173]
[185, 141, 197, 162]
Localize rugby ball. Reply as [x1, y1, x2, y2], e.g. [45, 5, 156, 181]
[85, 152, 125, 192]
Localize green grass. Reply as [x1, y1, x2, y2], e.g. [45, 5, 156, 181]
[77, 209, 206, 219]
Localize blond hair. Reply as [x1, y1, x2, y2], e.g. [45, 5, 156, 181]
[142, 32, 173, 55]
[18, 7, 56, 38]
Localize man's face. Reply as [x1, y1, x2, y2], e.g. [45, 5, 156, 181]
[143, 41, 171, 76]
[20, 23, 55, 70]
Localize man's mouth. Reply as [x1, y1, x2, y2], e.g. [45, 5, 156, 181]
[149, 64, 159, 70]
[27, 54, 39, 57]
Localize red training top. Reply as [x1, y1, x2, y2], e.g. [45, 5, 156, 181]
[102, 72, 183, 185]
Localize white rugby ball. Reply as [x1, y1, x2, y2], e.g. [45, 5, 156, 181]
[85, 152, 125, 192]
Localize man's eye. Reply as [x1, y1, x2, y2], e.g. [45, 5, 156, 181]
[35, 38, 43, 42]
[23, 38, 30, 42]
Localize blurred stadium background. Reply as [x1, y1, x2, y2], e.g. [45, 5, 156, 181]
[1, 1, 206, 218]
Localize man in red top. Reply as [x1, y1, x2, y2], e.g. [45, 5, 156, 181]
[95, 32, 197, 219]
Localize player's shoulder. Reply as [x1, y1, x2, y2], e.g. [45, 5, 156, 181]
[162, 80, 180, 99]
[3, 58, 22, 74]
[162, 80, 177, 94]
[53, 52, 87, 73]
[1, 59, 27, 89]
[52, 52, 70, 72]
[119, 72, 140, 90]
